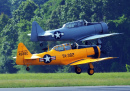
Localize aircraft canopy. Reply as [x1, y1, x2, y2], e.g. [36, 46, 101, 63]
[62, 20, 88, 28]
[52, 43, 72, 51]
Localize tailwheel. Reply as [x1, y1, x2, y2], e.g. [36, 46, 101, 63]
[40, 43, 43, 47]
[75, 67, 82, 74]
[88, 68, 94, 75]
[26, 67, 30, 71]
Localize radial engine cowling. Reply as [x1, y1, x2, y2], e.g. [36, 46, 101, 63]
[87, 46, 101, 58]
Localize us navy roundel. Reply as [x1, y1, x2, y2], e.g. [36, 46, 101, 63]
[39, 54, 56, 63]
[52, 31, 64, 39]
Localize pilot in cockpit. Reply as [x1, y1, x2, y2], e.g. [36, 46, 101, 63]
[71, 42, 78, 49]
[83, 20, 88, 26]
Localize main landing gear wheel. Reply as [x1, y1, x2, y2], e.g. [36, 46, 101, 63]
[26, 67, 30, 71]
[88, 68, 94, 75]
[75, 67, 82, 74]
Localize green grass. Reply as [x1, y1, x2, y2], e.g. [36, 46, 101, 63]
[0, 72, 129, 88]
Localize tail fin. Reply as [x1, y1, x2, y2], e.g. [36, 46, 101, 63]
[16, 43, 32, 65]
[31, 21, 45, 42]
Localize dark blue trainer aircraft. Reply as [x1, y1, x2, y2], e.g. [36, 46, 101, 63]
[28, 20, 120, 46]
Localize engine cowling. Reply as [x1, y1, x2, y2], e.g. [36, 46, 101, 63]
[87, 46, 101, 58]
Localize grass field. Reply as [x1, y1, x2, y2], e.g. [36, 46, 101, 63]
[0, 72, 130, 88]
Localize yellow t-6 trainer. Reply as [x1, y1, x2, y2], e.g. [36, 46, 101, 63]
[15, 43, 116, 75]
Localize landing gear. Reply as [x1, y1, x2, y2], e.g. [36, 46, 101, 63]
[74, 66, 82, 74]
[74, 63, 95, 75]
[87, 63, 94, 75]
[26, 67, 30, 71]
[88, 68, 94, 75]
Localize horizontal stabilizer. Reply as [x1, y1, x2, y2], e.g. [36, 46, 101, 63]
[81, 33, 122, 41]
[27, 34, 31, 36]
[27, 32, 52, 37]
[69, 57, 117, 65]
[39, 32, 53, 37]
[24, 55, 41, 59]
[13, 57, 16, 59]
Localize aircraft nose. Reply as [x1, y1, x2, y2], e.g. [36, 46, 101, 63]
[100, 22, 108, 34]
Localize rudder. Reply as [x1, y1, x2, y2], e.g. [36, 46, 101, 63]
[16, 43, 32, 65]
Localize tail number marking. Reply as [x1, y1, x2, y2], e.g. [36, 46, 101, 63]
[18, 50, 28, 56]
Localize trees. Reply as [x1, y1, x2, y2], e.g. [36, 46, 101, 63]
[13, 0, 38, 22]
[0, 13, 9, 32]
[0, 0, 11, 16]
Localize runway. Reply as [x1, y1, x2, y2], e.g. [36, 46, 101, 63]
[0, 86, 130, 91]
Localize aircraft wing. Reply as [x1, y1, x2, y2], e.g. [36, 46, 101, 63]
[69, 57, 117, 65]
[80, 33, 122, 41]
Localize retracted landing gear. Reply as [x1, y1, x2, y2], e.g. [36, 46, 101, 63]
[26, 67, 30, 71]
[74, 66, 82, 74]
[88, 63, 94, 75]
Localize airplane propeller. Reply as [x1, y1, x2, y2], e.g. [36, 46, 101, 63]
[96, 39, 107, 55]
[101, 50, 107, 55]
[96, 39, 102, 49]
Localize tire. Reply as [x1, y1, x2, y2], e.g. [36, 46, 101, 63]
[26, 67, 30, 71]
[88, 68, 94, 75]
[75, 67, 82, 74]
[40, 43, 43, 47]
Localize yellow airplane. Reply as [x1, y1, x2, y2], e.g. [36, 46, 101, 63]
[15, 43, 116, 75]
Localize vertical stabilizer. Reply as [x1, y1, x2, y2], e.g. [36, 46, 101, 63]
[31, 21, 45, 41]
[16, 43, 32, 65]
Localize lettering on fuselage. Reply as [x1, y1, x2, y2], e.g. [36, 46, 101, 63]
[62, 53, 74, 58]
[18, 50, 28, 56]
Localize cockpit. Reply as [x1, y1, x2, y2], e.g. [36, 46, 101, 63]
[62, 20, 88, 28]
[52, 43, 72, 51]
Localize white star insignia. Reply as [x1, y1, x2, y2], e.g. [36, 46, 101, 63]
[55, 32, 61, 38]
[44, 55, 51, 62]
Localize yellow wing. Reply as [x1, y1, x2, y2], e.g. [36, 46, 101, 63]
[69, 57, 117, 65]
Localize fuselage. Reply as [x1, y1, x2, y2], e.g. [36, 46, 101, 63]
[37, 20, 108, 42]
[19, 44, 100, 66]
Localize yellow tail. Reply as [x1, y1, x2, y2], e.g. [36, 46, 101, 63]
[16, 43, 32, 65]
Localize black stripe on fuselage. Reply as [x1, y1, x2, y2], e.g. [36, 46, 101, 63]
[93, 46, 99, 58]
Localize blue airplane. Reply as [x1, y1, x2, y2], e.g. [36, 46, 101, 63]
[28, 20, 120, 46]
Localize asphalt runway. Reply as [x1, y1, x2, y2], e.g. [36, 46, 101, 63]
[0, 86, 130, 91]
